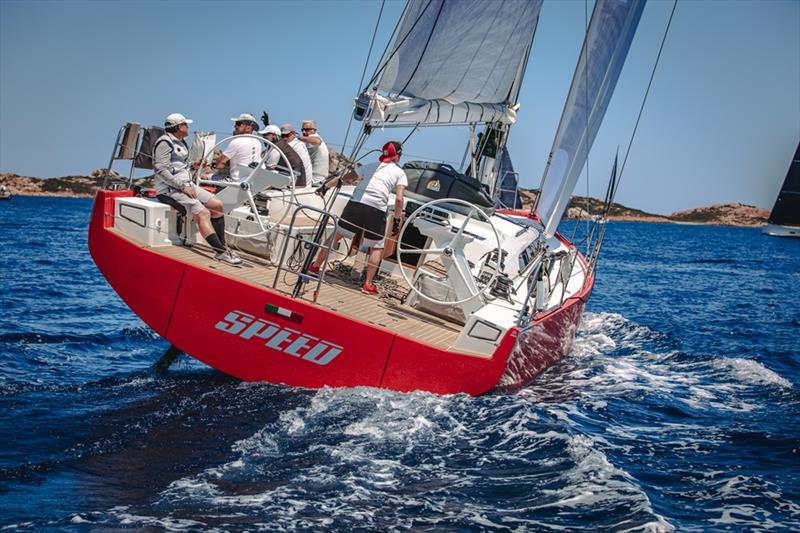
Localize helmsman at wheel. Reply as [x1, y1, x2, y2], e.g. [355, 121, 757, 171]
[153, 113, 242, 265]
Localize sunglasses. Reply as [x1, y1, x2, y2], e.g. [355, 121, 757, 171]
[302, 127, 315, 131]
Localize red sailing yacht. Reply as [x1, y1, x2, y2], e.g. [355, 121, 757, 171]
[89, 0, 645, 395]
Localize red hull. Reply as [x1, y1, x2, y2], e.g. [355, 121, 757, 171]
[89, 191, 592, 395]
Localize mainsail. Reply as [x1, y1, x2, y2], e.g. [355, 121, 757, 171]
[359, 0, 542, 126]
[767, 141, 800, 228]
[534, 0, 646, 237]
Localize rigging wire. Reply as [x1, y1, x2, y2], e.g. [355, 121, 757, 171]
[582, 0, 591, 253]
[617, 0, 678, 190]
[341, 0, 386, 155]
[588, 0, 678, 271]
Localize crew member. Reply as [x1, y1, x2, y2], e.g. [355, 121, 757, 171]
[153, 112, 241, 265]
[280, 123, 312, 187]
[299, 119, 329, 186]
[214, 113, 262, 181]
[309, 141, 407, 294]
[259, 124, 305, 184]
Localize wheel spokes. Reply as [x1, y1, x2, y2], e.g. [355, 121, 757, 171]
[397, 245, 448, 257]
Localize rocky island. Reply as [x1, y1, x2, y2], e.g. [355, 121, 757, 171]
[0, 171, 769, 227]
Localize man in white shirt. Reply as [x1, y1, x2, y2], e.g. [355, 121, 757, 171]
[280, 123, 312, 188]
[309, 141, 407, 294]
[299, 119, 329, 185]
[213, 113, 262, 181]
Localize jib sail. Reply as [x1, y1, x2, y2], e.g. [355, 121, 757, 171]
[534, 0, 646, 237]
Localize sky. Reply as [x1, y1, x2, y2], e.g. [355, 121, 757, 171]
[0, 0, 798, 215]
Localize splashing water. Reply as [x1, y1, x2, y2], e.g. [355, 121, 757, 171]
[1, 199, 798, 530]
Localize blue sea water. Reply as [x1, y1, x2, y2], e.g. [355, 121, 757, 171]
[0, 196, 798, 531]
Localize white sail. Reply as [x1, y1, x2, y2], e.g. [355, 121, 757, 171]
[534, 0, 646, 237]
[361, 0, 542, 126]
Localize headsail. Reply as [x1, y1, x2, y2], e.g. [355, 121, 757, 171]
[534, 0, 646, 237]
[497, 149, 523, 209]
[767, 141, 800, 227]
[358, 0, 543, 126]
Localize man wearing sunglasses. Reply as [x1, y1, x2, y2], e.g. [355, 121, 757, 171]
[213, 113, 262, 181]
[154, 113, 242, 266]
[299, 119, 329, 186]
[258, 124, 305, 184]
[279, 123, 312, 187]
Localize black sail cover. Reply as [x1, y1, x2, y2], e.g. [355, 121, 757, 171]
[768, 141, 800, 226]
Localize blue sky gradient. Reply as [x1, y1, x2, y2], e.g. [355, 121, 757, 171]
[1, 0, 798, 214]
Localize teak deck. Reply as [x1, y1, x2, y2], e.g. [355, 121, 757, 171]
[115, 229, 463, 350]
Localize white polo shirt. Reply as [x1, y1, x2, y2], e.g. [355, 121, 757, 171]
[351, 162, 408, 212]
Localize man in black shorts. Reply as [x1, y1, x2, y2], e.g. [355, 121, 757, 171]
[309, 141, 407, 294]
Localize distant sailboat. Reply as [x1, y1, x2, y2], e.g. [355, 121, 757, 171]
[0, 185, 12, 200]
[763, 141, 800, 238]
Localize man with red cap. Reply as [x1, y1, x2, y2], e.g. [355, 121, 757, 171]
[309, 141, 407, 294]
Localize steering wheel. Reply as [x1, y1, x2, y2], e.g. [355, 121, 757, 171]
[194, 134, 297, 239]
[396, 198, 501, 306]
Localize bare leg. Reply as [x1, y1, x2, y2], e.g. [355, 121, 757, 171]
[205, 196, 225, 218]
[312, 233, 343, 269]
[202, 195, 228, 246]
[194, 209, 215, 239]
[364, 247, 383, 286]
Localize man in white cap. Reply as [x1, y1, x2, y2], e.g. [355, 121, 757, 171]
[213, 113, 262, 181]
[280, 123, 312, 188]
[298, 119, 329, 186]
[259, 124, 305, 183]
[309, 141, 407, 294]
[153, 113, 241, 265]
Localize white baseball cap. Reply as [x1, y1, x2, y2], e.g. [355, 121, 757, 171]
[231, 113, 258, 124]
[258, 125, 282, 137]
[164, 113, 193, 127]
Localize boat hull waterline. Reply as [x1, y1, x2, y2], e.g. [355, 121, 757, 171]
[89, 190, 592, 395]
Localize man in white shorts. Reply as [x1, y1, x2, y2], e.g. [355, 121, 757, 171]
[213, 113, 262, 181]
[309, 141, 407, 294]
[153, 112, 241, 265]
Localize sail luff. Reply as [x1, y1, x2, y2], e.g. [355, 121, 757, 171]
[533, 0, 646, 237]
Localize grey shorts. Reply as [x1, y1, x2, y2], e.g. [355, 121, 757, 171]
[169, 184, 215, 216]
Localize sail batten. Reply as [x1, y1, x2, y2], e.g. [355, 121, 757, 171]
[534, 0, 646, 237]
[363, 0, 543, 126]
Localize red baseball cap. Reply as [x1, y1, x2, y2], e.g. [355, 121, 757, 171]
[379, 141, 402, 163]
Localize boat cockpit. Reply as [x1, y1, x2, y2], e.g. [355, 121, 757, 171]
[100, 121, 589, 356]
